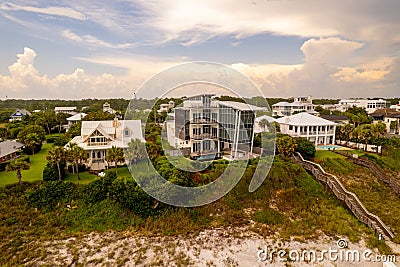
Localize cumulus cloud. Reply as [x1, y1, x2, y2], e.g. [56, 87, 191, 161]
[0, 47, 130, 99]
[232, 37, 398, 98]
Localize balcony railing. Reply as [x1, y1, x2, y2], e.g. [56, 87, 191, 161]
[191, 133, 218, 139]
[192, 118, 218, 124]
[88, 142, 108, 146]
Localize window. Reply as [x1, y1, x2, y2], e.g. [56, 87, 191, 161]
[124, 128, 129, 136]
[289, 125, 293, 131]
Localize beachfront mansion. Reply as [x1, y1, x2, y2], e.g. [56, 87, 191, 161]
[67, 118, 144, 170]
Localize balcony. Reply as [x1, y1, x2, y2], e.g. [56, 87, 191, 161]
[191, 133, 218, 140]
[87, 141, 108, 146]
[192, 118, 218, 124]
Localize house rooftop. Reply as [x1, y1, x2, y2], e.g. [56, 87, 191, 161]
[55, 107, 77, 111]
[320, 114, 349, 121]
[276, 113, 336, 126]
[0, 140, 24, 158]
[370, 108, 400, 117]
[67, 113, 87, 121]
[218, 101, 265, 111]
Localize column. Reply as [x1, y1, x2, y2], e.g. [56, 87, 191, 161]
[324, 126, 328, 145]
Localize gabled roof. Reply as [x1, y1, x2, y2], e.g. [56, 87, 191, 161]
[255, 115, 275, 123]
[67, 113, 87, 121]
[276, 113, 336, 126]
[11, 109, 31, 117]
[0, 140, 24, 158]
[82, 123, 112, 142]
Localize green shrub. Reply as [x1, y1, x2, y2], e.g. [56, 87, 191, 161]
[253, 209, 286, 225]
[43, 161, 66, 181]
[82, 180, 107, 203]
[110, 178, 155, 217]
[295, 137, 316, 160]
[25, 181, 77, 208]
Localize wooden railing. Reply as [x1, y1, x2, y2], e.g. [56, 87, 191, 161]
[335, 151, 400, 196]
[293, 152, 395, 240]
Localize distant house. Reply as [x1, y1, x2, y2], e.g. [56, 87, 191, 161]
[55, 107, 77, 115]
[370, 108, 400, 134]
[390, 101, 400, 112]
[276, 113, 337, 145]
[9, 109, 31, 122]
[67, 118, 144, 171]
[157, 101, 175, 114]
[254, 115, 275, 133]
[66, 113, 87, 130]
[337, 99, 387, 114]
[0, 140, 24, 162]
[320, 114, 349, 125]
[272, 96, 315, 117]
[103, 102, 116, 114]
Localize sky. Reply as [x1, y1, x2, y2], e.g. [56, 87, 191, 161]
[0, 0, 399, 100]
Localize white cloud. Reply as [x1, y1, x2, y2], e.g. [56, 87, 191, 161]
[61, 29, 134, 49]
[0, 2, 86, 20]
[231, 37, 399, 98]
[0, 47, 131, 99]
[129, 0, 400, 45]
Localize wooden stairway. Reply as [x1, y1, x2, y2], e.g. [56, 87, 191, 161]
[335, 152, 400, 196]
[293, 152, 395, 240]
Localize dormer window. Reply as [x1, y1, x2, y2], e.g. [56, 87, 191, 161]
[124, 128, 130, 137]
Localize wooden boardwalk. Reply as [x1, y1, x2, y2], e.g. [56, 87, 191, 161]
[293, 152, 395, 240]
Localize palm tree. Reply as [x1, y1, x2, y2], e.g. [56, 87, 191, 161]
[106, 146, 124, 170]
[66, 143, 87, 180]
[372, 122, 386, 154]
[46, 146, 66, 181]
[125, 138, 147, 169]
[258, 119, 268, 132]
[24, 132, 42, 155]
[343, 124, 355, 146]
[6, 159, 30, 184]
[359, 125, 372, 151]
[276, 136, 297, 157]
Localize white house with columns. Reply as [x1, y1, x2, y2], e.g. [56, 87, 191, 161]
[276, 113, 337, 145]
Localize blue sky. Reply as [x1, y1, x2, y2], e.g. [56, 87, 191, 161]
[0, 0, 399, 99]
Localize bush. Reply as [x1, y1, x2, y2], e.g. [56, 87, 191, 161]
[81, 171, 117, 204]
[253, 209, 286, 225]
[25, 181, 77, 209]
[43, 161, 66, 181]
[295, 138, 316, 160]
[82, 180, 107, 203]
[110, 178, 155, 217]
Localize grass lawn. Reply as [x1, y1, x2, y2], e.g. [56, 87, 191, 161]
[314, 150, 346, 161]
[65, 164, 142, 185]
[64, 172, 98, 185]
[0, 143, 52, 186]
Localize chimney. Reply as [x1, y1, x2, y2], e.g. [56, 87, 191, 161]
[113, 117, 118, 128]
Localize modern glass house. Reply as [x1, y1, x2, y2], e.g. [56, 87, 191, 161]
[171, 94, 264, 160]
